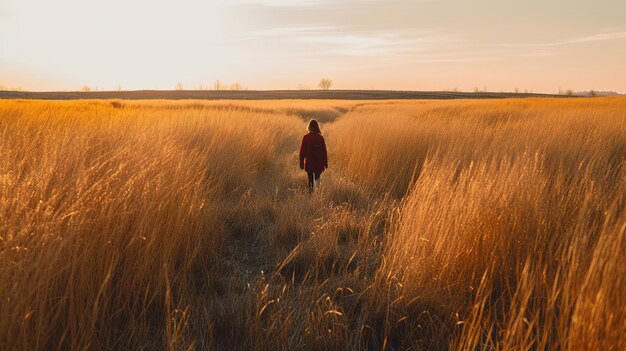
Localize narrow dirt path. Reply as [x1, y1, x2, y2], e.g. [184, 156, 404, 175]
[217, 105, 361, 293]
[199, 102, 393, 350]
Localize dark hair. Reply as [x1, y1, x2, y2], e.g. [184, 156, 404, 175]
[307, 119, 321, 133]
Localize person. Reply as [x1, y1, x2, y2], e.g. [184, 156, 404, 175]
[299, 119, 328, 193]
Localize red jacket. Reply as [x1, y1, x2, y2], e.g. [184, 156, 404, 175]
[299, 132, 328, 173]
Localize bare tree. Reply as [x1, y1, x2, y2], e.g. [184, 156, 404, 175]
[175, 82, 184, 91]
[318, 78, 333, 90]
[81, 86, 92, 92]
[230, 82, 243, 91]
[213, 80, 224, 91]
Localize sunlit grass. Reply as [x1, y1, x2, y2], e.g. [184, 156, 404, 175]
[1, 98, 624, 350]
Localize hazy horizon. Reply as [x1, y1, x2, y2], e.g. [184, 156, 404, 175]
[2, 0, 625, 93]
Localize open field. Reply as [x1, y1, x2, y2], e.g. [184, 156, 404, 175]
[0, 90, 556, 101]
[1, 98, 625, 350]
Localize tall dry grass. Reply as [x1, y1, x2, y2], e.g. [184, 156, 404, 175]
[329, 98, 625, 349]
[1, 98, 624, 350]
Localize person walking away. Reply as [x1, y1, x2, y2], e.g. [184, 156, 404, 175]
[299, 120, 328, 193]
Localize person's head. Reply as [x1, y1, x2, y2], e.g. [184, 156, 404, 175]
[307, 119, 321, 133]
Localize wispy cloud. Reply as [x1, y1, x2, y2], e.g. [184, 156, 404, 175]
[505, 30, 626, 48]
[512, 50, 561, 58]
[245, 24, 520, 70]
[222, 0, 340, 7]
[250, 25, 448, 57]
[223, 0, 389, 7]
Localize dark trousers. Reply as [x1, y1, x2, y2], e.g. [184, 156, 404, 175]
[307, 171, 321, 192]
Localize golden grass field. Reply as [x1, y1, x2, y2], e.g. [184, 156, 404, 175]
[1, 98, 625, 350]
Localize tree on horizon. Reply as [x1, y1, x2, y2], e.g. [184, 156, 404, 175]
[318, 78, 333, 90]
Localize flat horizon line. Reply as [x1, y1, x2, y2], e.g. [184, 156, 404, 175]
[0, 89, 590, 101]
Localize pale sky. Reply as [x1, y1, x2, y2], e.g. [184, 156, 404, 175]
[1, 0, 625, 93]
